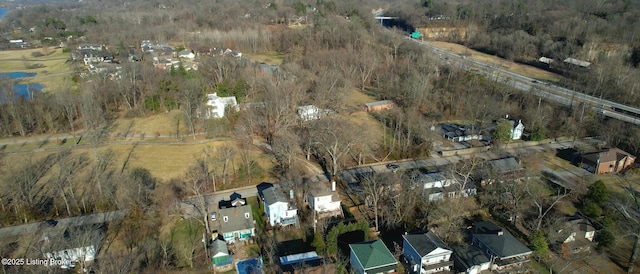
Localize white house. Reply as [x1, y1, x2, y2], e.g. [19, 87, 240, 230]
[403, 232, 453, 274]
[297, 105, 321, 121]
[40, 225, 103, 269]
[307, 181, 342, 219]
[504, 115, 524, 140]
[262, 185, 298, 227]
[178, 50, 196, 59]
[410, 173, 454, 202]
[204, 93, 238, 118]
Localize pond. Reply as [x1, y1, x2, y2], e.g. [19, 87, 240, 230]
[0, 72, 37, 79]
[0, 84, 44, 103]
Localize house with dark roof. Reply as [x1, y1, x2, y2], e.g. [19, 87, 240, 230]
[452, 244, 490, 274]
[578, 147, 636, 174]
[261, 185, 298, 227]
[481, 157, 525, 186]
[402, 232, 453, 274]
[349, 239, 398, 274]
[471, 222, 532, 270]
[440, 123, 482, 143]
[211, 237, 233, 271]
[217, 194, 255, 244]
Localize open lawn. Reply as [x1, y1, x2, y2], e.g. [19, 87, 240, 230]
[425, 41, 563, 82]
[243, 51, 285, 65]
[0, 47, 73, 91]
[1, 139, 275, 182]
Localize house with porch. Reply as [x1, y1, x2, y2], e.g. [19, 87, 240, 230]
[261, 185, 298, 227]
[217, 194, 255, 244]
[402, 232, 453, 274]
[350, 239, 398, 274]
[452, 244, 490, 274]
[471, 222, 532, 271]
[481, 157, 525, 186]
[307, 181, 342, 219]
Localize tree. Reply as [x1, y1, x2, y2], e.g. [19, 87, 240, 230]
[586, 180, 609, 205]
[357, 173, 391, 232]
[492, 118, 513, 144]
[530, 230, 549, 259]
[309, 118, 360, 177]
[311, 231, 326, 255]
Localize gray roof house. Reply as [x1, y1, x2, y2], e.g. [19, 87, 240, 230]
[261, 185, 298, 227]
[217, 195, 255, 244]
[471, 222, 532, 271]
[402, 231, 454, 274]
[452, 244, 491, 274]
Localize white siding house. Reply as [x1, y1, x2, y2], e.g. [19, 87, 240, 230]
[204, 93, 238, 118]
[262, 186, 298, 227]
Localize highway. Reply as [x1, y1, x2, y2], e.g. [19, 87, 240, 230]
[406, 38, 640, 125]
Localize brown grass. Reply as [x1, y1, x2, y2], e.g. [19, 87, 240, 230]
[425, 41, 563, 82]
[112, 110, 190, 137]
[2, 139, 275, 182]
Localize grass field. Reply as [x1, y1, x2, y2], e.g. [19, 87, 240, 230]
[2, 138, 275, 182]
[0, 47, 73, 91]
[425, 41, 563, 82]
[243, 51, 285, 65]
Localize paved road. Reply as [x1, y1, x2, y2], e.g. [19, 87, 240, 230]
[0, 210, 127, 238]
[338, 140, 580, 184]
[407, 38, 640, 125]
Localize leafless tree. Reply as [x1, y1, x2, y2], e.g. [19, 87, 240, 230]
[309, 118, 360, 177]
[357, 173, 393, 232]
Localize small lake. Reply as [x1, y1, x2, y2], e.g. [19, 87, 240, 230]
[0, 72, 37, 79]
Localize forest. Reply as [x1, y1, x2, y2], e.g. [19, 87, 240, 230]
[0, 0, 639, 273]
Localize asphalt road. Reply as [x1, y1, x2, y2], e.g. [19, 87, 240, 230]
[407, 38, 640, 125]
[0, 210, 127, 238]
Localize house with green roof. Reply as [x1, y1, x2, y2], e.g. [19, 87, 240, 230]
[471, 222, 532, 270]
[349, 239, 398, 274]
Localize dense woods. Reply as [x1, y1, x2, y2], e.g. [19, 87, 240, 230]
[1, 0, 640, 272]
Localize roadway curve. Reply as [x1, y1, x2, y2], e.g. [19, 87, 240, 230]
[406, 38, 640, 125]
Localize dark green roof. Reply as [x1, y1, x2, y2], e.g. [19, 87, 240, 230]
[350, 240, 397, 270]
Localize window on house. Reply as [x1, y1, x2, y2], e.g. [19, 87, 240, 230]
[223, 216, 228, 222]
[245, 213, 250, 219]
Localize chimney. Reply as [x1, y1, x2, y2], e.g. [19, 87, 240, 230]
[331, 181, 336, 192]
[505, 114, 509, 119]
[497, 230, 504, 236]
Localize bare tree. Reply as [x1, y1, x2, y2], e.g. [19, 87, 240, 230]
[217, 145, 235, 186]
[310, 118, 360, 177]
[357, 173, 392, 232]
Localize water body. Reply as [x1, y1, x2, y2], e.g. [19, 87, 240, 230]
[0, 8, 9, 20]
[0, 83, 43, 103]
[0, 72, 37, 79]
